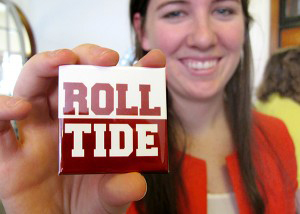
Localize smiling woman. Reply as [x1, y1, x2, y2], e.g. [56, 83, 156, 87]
[128, 0, 298, 213]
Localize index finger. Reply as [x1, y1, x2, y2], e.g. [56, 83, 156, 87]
[14, 49, 78, 99]
[14, 45, 120, 99]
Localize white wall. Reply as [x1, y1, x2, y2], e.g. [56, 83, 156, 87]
[12, 0, 132, 58]
[249, 0, 270, 92]
[12, 0, 270, 89]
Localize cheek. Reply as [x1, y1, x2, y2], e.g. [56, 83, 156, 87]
[145, 23, 183, 56]
[220, 20, 245, 51]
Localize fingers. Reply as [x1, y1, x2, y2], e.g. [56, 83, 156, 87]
[13, 44, 120, 124]
[99, 172, 147, 213]
[14, 49, 78, 99]
[0, 96, 32, 121]
[14, 44, 120, 100]
[0, 96, 31, 160]
[134, 49, 166, 68]
[14, 45, 163, 101]
[72, 44, 119, 66]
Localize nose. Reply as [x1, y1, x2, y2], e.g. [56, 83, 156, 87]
[186, 15, 217, 50]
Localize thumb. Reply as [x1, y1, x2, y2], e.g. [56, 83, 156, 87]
[134, 49, 166, 68]
[99, 172, 147, 213]
[0, 96, 31, 161]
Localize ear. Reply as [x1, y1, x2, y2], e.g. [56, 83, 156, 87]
[133, 13, 151, 51]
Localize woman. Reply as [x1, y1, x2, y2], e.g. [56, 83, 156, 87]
[127, 0, 297, 213]
[0, 1, 296, 214]
[256, 46, 300, 185]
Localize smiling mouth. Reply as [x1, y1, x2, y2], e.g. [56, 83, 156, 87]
[186, 60, 218, 70]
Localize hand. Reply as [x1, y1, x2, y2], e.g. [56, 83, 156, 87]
[0, 44, 166, 214]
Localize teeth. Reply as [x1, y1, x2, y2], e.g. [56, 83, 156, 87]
[187, 60, 217, 70]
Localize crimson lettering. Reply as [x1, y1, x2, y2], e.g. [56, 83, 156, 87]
[63, 82, 161, 116]
[116, 84, 138, 115]
[63, 82, 89, 115]
[140, 85, 161, 116]
[91, 83, 114, 115]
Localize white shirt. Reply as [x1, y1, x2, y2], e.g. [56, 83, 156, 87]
[207, 192, 238, 214]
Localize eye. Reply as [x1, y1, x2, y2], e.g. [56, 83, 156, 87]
[214, 8, 235, 16]
[163, 10, 186, 19]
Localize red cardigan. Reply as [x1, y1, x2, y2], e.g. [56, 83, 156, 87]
[127, 111, 298, 213]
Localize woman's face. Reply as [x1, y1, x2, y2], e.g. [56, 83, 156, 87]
[137, 0, 245, 101]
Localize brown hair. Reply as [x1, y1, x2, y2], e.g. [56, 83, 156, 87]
[257, 46, 300, 104]
[130, 0, 265, 213]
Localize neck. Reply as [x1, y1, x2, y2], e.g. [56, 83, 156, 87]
[170, 91, 234, 160]
[171, 92, 227, 135]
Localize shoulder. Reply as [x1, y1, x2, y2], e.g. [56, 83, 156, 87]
[252, 110, 297, 184]
[253, 110, 292, 141]
[252, 110, 296, 157]
[252, 110, 296, 170]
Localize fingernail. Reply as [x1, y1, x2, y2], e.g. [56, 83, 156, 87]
[6, 97, 24, 107]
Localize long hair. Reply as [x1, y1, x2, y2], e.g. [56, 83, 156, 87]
[257, 46, 300, 104]
[129, 0, 265, 213]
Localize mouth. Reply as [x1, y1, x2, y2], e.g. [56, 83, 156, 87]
[180, 58, 221, 76]
[187, 60, 217, 70]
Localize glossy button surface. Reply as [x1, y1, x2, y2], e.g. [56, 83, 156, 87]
[58, 65, 168, 174]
